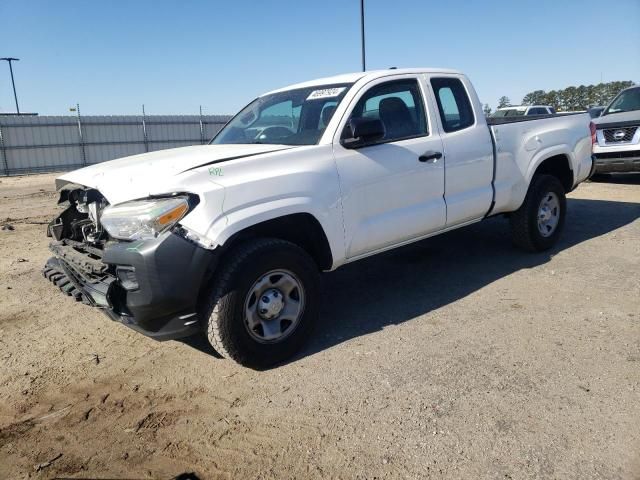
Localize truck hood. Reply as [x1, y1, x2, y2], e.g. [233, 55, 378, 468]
[592, 110, 640, 126]
[56, 144, 291, 204]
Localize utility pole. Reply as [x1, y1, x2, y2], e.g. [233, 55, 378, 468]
[0, 57, 20, 114]
[360, 0, 366, 72]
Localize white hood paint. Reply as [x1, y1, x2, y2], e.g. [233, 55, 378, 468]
[592, 110, 640, 126]
[57, 144, 292, 204]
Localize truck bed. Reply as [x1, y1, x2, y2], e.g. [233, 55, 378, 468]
[487, 112, 592, 215]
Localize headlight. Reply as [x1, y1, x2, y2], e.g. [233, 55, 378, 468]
[101, 196, 190, 240]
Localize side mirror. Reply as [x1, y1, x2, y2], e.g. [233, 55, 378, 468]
[342, 117, 385, 148]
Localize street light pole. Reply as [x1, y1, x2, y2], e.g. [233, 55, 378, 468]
[360, 0, 366, 72]
[0, 57, 20, 114]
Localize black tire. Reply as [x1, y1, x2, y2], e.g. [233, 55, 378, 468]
[509, 174, 566, 252]
[201, 238, 320, 368]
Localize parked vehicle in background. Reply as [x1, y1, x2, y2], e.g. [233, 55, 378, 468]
[491, 105, 556, 117]
[42, 68, 593, 368]
[588, 106, 605, 118]
[592, 85, 640, 173]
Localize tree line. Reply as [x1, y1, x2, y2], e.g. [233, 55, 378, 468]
[491, 80, 635, 112]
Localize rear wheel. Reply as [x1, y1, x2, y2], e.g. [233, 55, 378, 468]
[202, 238, 320, 368]
[510, 174, 566, 252]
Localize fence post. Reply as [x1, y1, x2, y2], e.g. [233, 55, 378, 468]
[142, 104, 149, 152]
[0, 121, 9, 176]
[199, 105, 205, 145]
[75, 103, 87, 166]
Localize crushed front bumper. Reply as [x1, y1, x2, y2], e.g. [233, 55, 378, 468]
[43, 231, 218, 341]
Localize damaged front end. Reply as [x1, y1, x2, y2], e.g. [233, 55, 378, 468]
[43, 184, 218, 341]
[44, 186, 112, 305]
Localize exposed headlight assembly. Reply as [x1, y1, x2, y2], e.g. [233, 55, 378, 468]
[101, 196, 191, 241]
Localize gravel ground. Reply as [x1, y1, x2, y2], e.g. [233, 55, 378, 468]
[0, 173, 638, 480]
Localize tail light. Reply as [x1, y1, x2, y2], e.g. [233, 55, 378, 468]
[589, 122, 597, 147]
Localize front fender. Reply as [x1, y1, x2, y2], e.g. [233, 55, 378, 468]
[207, 196, 345, 268]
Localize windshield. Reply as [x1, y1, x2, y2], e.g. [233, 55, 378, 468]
[604, 87, 640, 116]
[211, 83, 353, 146]
[491, 108, 526, 117]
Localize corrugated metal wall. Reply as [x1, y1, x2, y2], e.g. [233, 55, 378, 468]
[0, 114, 231, 175]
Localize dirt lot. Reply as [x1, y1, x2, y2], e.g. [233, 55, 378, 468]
[0, 173, 638, 480]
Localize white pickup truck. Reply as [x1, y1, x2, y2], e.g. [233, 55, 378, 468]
[44, 68, 594, 367]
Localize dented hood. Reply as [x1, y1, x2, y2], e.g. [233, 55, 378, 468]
[56, 144, 291, 204]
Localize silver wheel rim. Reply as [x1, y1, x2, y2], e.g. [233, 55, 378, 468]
[244, 269, 305, 344]
[537, 192, 560, 237]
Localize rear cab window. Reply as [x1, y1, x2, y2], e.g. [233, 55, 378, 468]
[430, 77, 475, 132]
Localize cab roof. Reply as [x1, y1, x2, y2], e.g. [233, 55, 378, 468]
[263, 68, 462, 96]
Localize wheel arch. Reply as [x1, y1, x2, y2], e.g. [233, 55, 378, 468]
[529, 151, 574, 193]
[216, 212, 334, 271]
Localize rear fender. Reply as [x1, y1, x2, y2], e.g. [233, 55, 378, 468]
[526, 145, 574, 187]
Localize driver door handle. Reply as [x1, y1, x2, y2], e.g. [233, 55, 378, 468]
[419, 151, 443, 163]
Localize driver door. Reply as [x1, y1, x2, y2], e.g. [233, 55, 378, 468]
[333, 76, 446, 260]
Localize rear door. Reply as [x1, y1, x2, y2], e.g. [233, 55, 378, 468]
[333, 75, 446, 259]
[429, 76, 494, 226]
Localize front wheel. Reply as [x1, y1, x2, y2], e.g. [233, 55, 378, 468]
[510, 174, 567, 252]
[201, 238, 320, 368]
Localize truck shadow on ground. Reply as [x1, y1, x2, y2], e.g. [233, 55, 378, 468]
[298, 196, 640, 363]
[182, 196, 639, 366]
[589, 173, 640, 185]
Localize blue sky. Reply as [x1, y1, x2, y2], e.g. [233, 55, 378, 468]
[1, 0, 639, 115]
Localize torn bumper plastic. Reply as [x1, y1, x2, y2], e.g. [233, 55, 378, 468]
[43, 231, 218, 341]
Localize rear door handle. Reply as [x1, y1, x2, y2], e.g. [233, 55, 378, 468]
[419, 151, 443, 163]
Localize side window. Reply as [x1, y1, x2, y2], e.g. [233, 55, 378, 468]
[348, 79, 428, 142]
[430, 77, 475, 132]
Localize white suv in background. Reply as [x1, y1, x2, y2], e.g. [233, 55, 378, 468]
[492, 105, 556, 117]
[592, 85, 640, 173]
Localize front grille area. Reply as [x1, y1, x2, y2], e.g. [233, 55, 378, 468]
[603, 126, 638, 143]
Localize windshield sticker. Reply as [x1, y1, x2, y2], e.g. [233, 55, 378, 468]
[209, 167, 224, 176]
[306, 87, 346, 100]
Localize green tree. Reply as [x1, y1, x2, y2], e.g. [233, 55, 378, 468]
[520, 80, 635, 111]
[483, 104, 492, 116]
[497, 96, 511, 108]
[522, 90, 546, 105]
